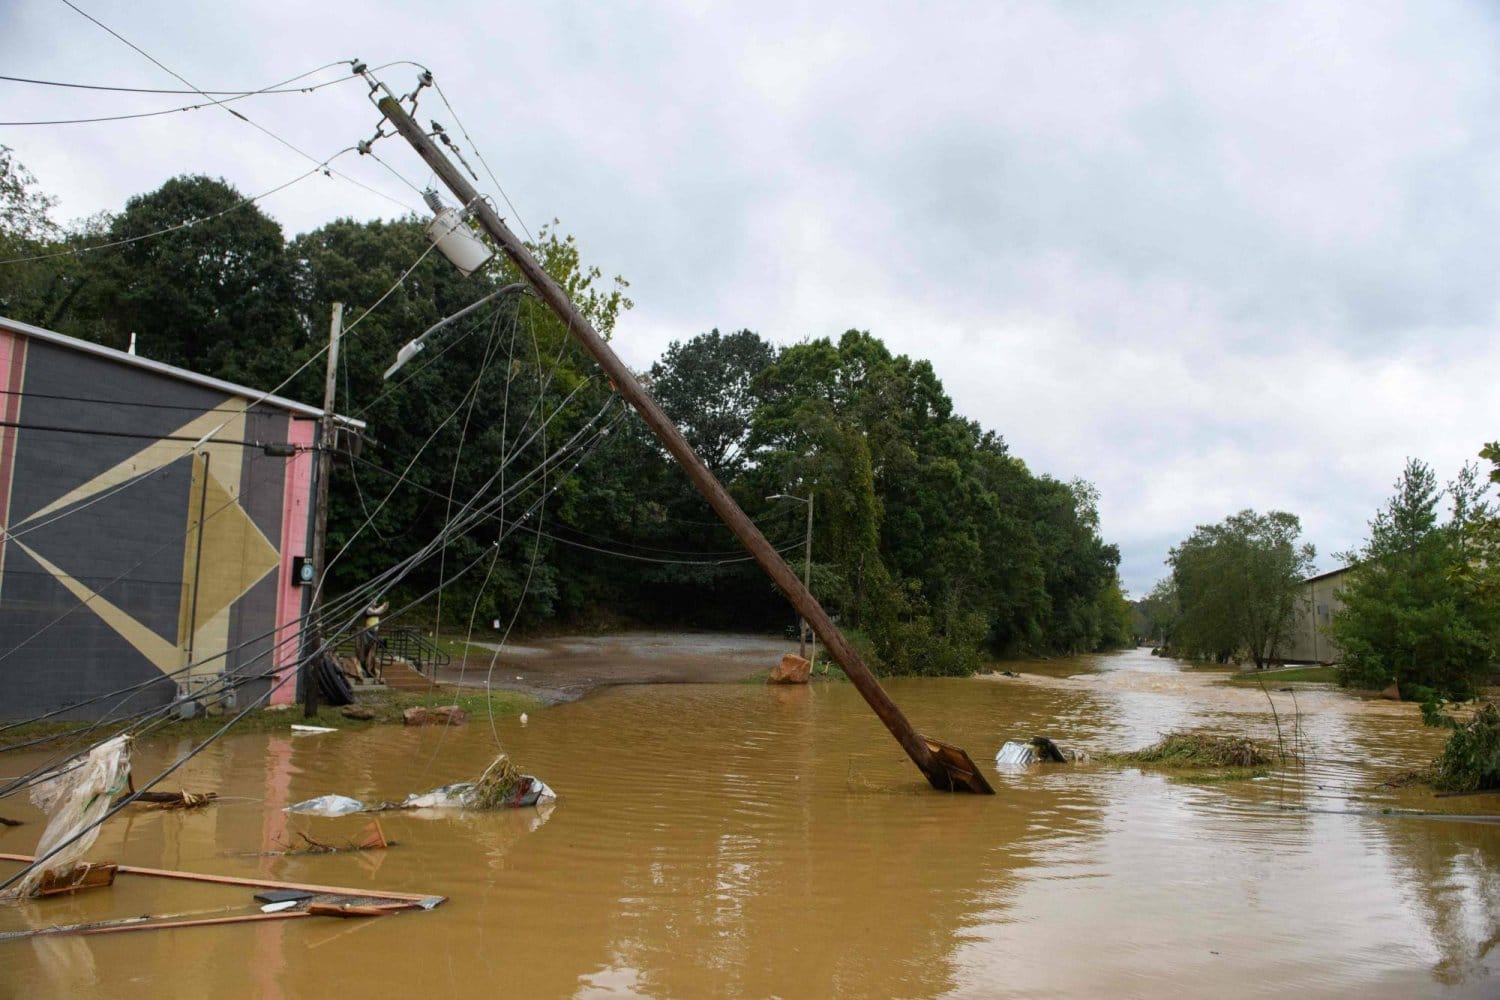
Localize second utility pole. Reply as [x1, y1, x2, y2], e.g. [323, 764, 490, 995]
[304, 302, 343, 717]
[375, 92, 990, 794]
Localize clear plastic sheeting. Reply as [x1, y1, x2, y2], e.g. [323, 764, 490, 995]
[283, 794, 367, 817]
[283, 780, 557, 817]
[5, 735, 131, 900]
[401, 778, 557, 810]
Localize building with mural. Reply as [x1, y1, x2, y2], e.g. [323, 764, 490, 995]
[0, 315, 362, 721]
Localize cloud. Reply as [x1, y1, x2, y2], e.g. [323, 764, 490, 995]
[4, 0, 1499, 599]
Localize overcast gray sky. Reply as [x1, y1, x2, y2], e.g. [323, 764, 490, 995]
[4, 0, 1498, 596]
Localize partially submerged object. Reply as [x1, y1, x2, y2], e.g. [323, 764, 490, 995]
[285, 794, 366, 817]
[376, 89, 991, 793]
[3, 735, 131, 900]
[0, 851, 444, 939]
[131, 790, 216, 810]
[768, 653, 811, 685]
[402, 705, 468, 726]
[284, 753, 555, 816]
[995, 736, 1072, 768]
[1112, 732, 1268, 769]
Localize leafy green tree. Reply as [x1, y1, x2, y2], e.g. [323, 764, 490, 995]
[1332, 459, 1498, 699]
[1170, 509, 1315, 667]
[1137, 578, 1180, 646]
[0, 145, 58, 245]
[0, 145, 73, 325]
[52, 176, 303, 389]
[648, 329, 775, 478]
[748, 330, 1123, 670]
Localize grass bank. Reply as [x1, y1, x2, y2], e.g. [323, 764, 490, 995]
[1227, 665, 1341, 685]
[0, 687, 537, 752]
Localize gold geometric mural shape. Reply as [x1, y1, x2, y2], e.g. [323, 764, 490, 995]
[178, 457, 280, 645]
[11, 539, 180, 675]
[16, 401, 246, 529]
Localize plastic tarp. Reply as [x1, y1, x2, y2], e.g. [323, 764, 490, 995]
[284, 780, 557, 816]
[401, 778, 557, 810]
[7, 735, 131, 899]
[284, 794, 367, 817]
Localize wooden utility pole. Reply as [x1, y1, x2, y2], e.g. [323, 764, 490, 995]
[304, 302, 343, 716]
[376, 94, 991, 793]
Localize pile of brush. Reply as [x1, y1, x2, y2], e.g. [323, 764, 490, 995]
[1110, 732, 1269, 769]
[466, 754, 526, 809]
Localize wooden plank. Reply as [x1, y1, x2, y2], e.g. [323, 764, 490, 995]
[306, 902, 409, 918]
[75, 911, 311, 937]
[36, 862, 116, 896]
[0, 853, 442, 905]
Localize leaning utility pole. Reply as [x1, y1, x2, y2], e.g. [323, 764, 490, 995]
[375, 93, 991, 793]
[303, 302, 343, 717]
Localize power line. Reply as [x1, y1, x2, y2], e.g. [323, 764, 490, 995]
[0, 417, 307, 450]
[0, 72, 359, 126]
[429, 79, 534, 243]
[0, 154, 348, 265]
[0, 64, 351, 95]
[57, 3, 416, 215]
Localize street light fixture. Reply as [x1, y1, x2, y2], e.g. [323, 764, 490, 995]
[384, 283, 530, 380]
[767, 492, 814, 662]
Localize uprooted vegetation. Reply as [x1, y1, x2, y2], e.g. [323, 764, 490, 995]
[1100, 731, 1275, 781]
[1424, 701, 1500, 793]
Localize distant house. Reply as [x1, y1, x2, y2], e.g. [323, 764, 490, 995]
[1283, 565, 1352, 664]
[0, 316, 363, 721]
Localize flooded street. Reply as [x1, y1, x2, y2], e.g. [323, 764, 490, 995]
[3, 648, 1497, 997]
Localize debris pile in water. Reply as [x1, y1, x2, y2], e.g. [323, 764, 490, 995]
[1429, 701, 1500, 793]
[284, 751, 555, 815]
[468, 753, 525, 809]
[1109, 732, 1269, 769]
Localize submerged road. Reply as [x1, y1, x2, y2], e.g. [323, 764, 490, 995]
[436, 631, 797, 703]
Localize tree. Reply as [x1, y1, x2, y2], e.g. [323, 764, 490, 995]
[0, 145, 70, 325]
[1331, 458, 1499, 700]
[1137, 578, 1180, 646]
[1169, 509, 1315, 667]
[55, 175, 303, 389]
[648, 329, 775, 478]
[0, 146, 58, 244]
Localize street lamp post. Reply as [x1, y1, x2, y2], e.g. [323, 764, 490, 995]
[767, 493, 814, 662]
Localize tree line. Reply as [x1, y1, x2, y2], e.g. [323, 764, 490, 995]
[0, 149, 1133, 674]
[1141, 454, 1498, 700]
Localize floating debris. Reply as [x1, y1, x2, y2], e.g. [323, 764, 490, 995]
[133, 790, 216, 810]
[402, 705, 469, 726]
[1109, 732, 1269, 769]
[3, 734, 131, 900]
[283, 753, 555, 816]
[285, 794, 366, 817]
[768, 653, 811, 685]
[995, 736, 1071, 767]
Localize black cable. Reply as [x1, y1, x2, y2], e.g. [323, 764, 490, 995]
[0, 73, 358, 126]
[0, 417, 304, 449]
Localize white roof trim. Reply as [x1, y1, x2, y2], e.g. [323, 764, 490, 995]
[0, 314, 366, 429]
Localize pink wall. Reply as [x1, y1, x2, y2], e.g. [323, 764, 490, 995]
[271, 416, 317, 704]
[0, 330, 26, 602]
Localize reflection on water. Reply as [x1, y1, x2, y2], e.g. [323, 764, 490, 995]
[1, 648, 1497, 997]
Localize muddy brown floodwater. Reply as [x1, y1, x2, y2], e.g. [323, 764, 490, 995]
[2, 647, 1498, 997]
